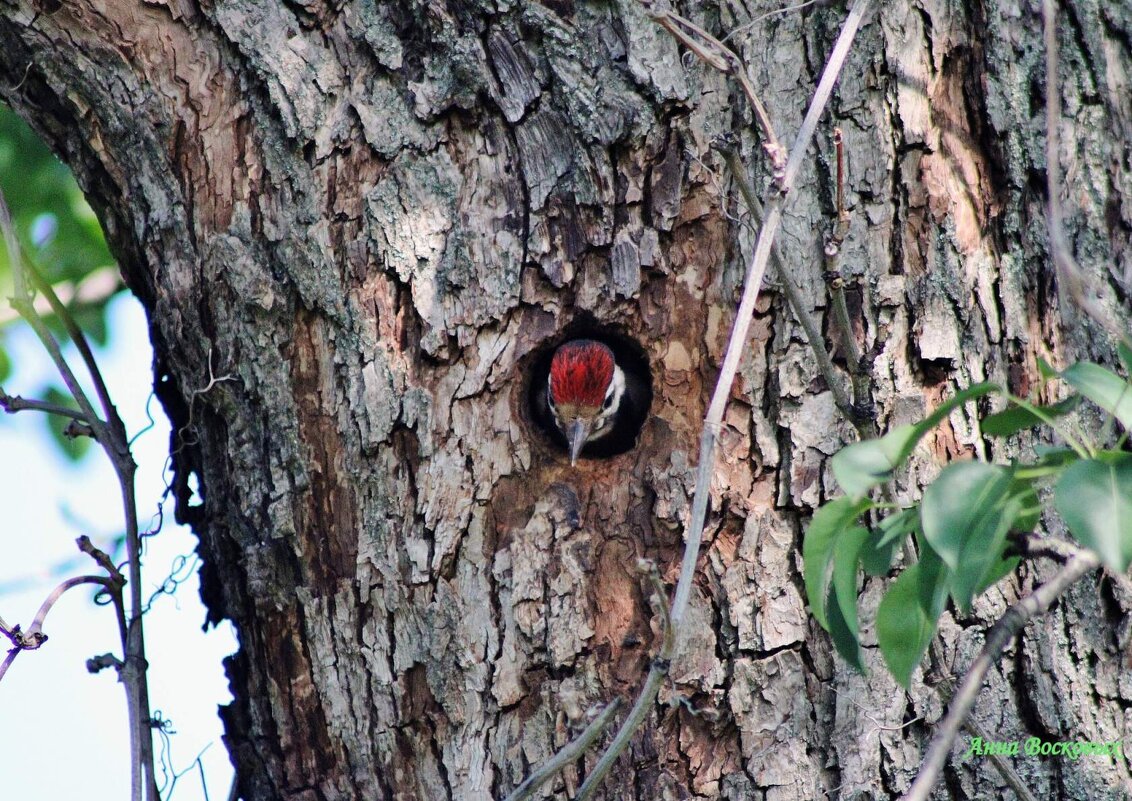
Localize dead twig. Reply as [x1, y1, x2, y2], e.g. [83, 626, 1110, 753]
[0, 537, 124, 683]
[638, 1, 785, 174]
[502, 699, 623, 801]
[671, 0, 873, 628]
[27, 263, 129, 450]
[963, 718, 1040, 801]
[822, 128, 871, 416]
[558, 4, 874, 799]
[721, 0, 825, 46]
[717, 144, 868, 436]
[0, 388, 92, 425]
[0, 189, 159, 801]
[902, 549, 1099, 801]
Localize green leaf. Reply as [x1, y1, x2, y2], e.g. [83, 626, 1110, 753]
[859, 531, 902, 576]
[1118, 341, 1132, 376]
[975, 555, 1020, 596]
[827, 578, 865, 672]
[1054, 456, 1132, 571]
[832, 383, 999, 498]
[876, 506, 920, 548]
[1016, 446, 1080, 478]
[914, 538, 951, 618]
[1037, 357, 1059, 380]
[0, 105, 114, 282]
[0, 337, 10, 383]
[832, 425, 918, 498]
[912, 382, 1000, 437]
[803, 497, 872, 630]
[1061, 362, 1132, 431]
[921, 462, 1017, 613]
[41, 385, 92, 461]
[859, 507, 920, 577]
[1009, 477, 1041, 534]
[955, 497, 1019, 613]
[877, 557, 947, 689]
[70, 302, 110, 347]
[981, 396, 1080, 437]
[921, 462, 1009, 569]
[828, 525, 868, 671]
[0, 104, 119, 354]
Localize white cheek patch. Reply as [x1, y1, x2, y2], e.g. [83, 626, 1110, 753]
[589, 366, 625, 439]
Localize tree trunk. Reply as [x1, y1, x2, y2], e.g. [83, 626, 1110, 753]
[2, 0, 1130, 798]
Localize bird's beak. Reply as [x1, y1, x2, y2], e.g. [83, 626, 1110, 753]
[568, 419, 591, 466]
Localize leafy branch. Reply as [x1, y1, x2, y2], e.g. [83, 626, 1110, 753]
[807, 5, 1132, 796]
[903, 546, 1099, 801]
[0, 188, 160, 801]
[805, 351, 1132, 682]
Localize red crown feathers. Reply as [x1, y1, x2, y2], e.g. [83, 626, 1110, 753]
[549, 340, 615, 408]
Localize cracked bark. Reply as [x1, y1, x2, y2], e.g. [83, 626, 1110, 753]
[1, 0, 1130, 799]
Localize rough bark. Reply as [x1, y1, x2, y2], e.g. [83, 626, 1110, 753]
[1, 0, 1130, 799]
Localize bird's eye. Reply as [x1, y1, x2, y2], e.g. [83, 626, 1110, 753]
[602, 394, 613, 410]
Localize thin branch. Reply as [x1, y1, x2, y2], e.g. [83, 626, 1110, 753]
[79, 535, 129, 646]
[778, 3, 869, 192]
[639, 559, 675, 658]
[198, 750, 212, 801]
[963, 718, 1040, 801]
[0, 650, 18, 684]
[505, 560, 667, 801]
[1002, 391, 1091, 458]
[822, 128, 871, 414]
[5, 294, 107, 437]
[721, 0, 824, 45]
[0, 388, 91, 424]
[122, 470, 161, 801]
[77, 534, 126, 583]
[1007, 532, 1079, 564]
[0, 574, 113, 683]
[1042, 0, 1132, 346]
[502, 699, 623, 801]
[575, 667, 666, 801]
[638, 2, 784, 170]
[0, 265, 120, 326]
[26, 262, 128, 449]
[672, 0, 873, 630]
[834, 128, 847, 223]
[569, 560, 680, 799]
[924, 636, 1036, 801]
[0, 194, 111, 445]
[0, 185, 158, 801]
[514, 4, 875, 799]
[718, 144, 865, 434]
[902, 549, 1099, 801]
[27, 575, 115, 635]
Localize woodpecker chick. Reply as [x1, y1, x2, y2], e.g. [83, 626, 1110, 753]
[546, 339, 627, 465]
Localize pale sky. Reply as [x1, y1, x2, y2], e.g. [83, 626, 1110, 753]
[0, 294, 237, 800]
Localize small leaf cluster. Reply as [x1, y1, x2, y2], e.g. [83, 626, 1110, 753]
[0, 103, 119, 460]
[804, 348, 1132, 688]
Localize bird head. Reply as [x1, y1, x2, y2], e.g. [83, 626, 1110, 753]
[547, 339, 625, 465]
